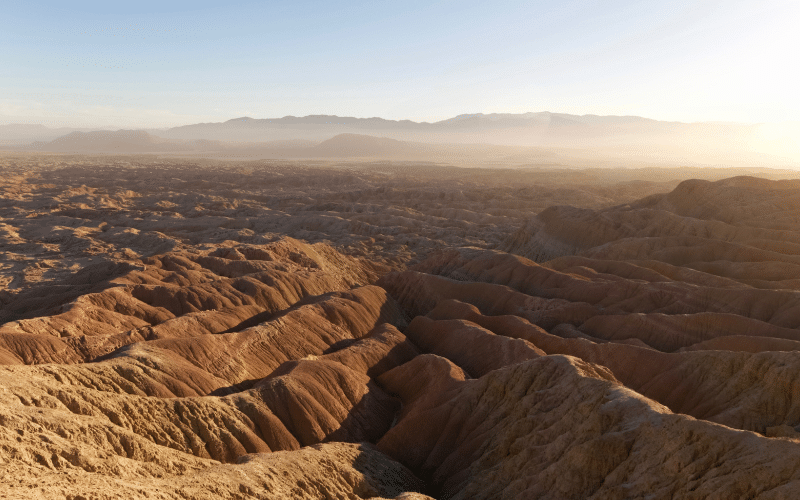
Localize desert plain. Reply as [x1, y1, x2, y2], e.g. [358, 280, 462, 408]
[2, 152, 800, 499]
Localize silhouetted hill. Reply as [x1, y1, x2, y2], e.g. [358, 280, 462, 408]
[43, 130, 166, 152]
[311, 133, 414, 157]
[29, 130, 225, 153]
[0, 123, 107, 146]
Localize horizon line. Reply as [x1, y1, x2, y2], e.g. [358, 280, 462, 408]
[1, 110, 783, 131]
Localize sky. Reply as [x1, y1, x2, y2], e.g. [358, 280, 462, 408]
[1, 0, 799, 128]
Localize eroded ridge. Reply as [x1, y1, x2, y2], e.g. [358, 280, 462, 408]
[3, 168, 800, 499]
[0, 236, 430, 498]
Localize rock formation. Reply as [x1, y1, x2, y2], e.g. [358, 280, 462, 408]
[2, 158, 800, 498]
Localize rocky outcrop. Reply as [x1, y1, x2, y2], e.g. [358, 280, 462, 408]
[379, 355, 800, 499]
[424, 299, 800, 433]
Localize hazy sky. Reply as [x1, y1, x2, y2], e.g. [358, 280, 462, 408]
[2, 0, 798, 128]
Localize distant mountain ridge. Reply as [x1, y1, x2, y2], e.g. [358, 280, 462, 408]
[3, 111, 753, 146]
[162, 111, 664, 137]
[152, 111, 755, 148]
[214, 111, 658, 127]
[3, 111, 792, 167]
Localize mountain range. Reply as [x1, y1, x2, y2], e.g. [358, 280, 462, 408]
[153, 112, 753, 146]
[1, 112, 795, 167]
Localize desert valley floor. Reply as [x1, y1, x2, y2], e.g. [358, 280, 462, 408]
[3, 154, 800, 499]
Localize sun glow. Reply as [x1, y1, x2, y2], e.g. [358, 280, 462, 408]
[750, 122, 800, 161]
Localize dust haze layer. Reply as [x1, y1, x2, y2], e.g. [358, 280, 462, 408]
[2, 153, 800, 498]
[4, 111, 796, 168]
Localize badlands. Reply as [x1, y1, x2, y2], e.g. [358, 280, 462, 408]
[2, 153, 800, 498]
